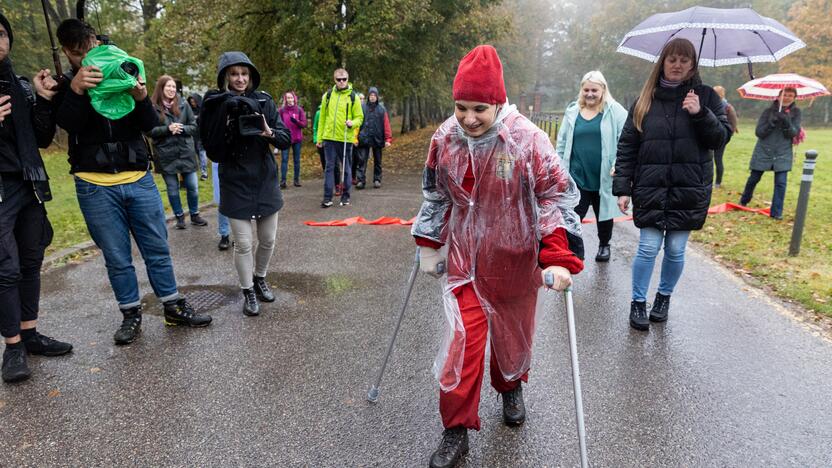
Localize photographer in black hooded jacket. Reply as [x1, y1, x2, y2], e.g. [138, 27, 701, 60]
[0, 14, 73, 383]
[200, 52, 290, 317]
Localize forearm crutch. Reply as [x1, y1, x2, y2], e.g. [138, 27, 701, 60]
[367, 247, 444, 403]
[545, 272, 589, 468]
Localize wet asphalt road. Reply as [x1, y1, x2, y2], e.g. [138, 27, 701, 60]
[2, 173, 832, 467]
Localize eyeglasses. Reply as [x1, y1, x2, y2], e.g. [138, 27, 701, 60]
[335, 78, 348, 82]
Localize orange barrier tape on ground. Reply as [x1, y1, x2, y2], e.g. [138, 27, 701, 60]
[305, 203, 769, 227]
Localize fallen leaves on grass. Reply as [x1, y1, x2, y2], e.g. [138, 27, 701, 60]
[90, 367, 102, 373]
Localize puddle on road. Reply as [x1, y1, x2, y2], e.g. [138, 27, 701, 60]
[140, 272, 360, 315]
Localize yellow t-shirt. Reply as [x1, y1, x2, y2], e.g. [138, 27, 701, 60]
[74, 171, 146, 186]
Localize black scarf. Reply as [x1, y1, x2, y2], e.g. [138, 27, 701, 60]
[0, 58, 47, 181]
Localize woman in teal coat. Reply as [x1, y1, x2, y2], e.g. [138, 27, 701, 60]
[556, 70, 628, 261]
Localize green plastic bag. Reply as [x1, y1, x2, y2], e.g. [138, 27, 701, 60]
[81, 45, 146, 120]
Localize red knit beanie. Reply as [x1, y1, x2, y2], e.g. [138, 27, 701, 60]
[452, 45, 507, 104]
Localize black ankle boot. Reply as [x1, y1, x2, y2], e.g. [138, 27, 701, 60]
[242, 288, 260, 316]
[595, 245, 611, 262]
[253, 276, 275, 302]
[22, 330, 73, 356]
[114, 306, 142, 345]
[2, 344, 31, 383]
[649, 293, 671, 322]
[429, 426, 469, 468]
[163, 298, 212, 327]
[629, 300, 649, 331]
[501, 384, 526, 426]
[175, 214, 186, 230]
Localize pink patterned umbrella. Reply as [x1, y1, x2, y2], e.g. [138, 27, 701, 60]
[738, 73, 831, 100]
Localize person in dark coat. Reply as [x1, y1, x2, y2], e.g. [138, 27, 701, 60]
[187, 93, 209, 180]
[739, 88, 801, 220]
[148, 75, 207, 229]
[200, 52, 291, 316]
[711, 85, 738, 188]
[354, 86, 392, 189]
[613, 38, 730, 331]
[0, 13, 73, 383]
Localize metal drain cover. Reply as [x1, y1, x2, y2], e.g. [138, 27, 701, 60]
[183, 289, 238, 312]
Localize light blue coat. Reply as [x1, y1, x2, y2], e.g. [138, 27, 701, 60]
[556, 99, 628, 221]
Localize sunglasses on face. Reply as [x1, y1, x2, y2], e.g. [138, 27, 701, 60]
[335, 78, 348, 82]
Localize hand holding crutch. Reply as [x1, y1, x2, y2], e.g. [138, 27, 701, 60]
[367, 247, 445, 403]
[544, 270, 589, 468]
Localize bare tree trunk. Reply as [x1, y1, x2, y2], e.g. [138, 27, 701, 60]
[418, 96, 427, 128]
[408, 96, 417, 132]
[401, 97, 411, 135]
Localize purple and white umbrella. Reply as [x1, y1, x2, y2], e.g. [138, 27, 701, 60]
[617, 6, 805, 67]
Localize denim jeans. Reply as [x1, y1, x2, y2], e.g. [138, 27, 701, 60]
[323, 140, 352, 201]
[280, 142, 302, 184]
[75, 172, 179, 309]
[198, 149, 208, 174]
[211, 162, 230, 237]
[162, 171, 200, 217]
[740, 170, 788, 219]
[631, 228, 691, 302]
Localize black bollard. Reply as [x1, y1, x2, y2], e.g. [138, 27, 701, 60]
[788, 150, 819, 256]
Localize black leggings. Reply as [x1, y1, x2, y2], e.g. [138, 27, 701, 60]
[574, 188, 613, 247]
[713, 145, 726, 185]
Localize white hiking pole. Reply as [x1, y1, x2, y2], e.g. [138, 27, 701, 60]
[338, 100, 351, 196]
[544, 272, 589, 468]
[368, 247, 444, 403]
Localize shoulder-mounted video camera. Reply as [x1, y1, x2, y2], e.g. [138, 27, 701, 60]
[225, 97, 268, 137]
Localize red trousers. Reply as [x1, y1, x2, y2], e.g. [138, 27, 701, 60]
[439, 284, 529, 430]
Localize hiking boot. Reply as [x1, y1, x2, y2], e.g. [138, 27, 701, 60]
[200, 172, 208, 181]
[321, 199, 333, 208]
[501, 384, 526, 426]
[163, 298, 212, 327]
[280, 181, 288, 189]
[218, 235, 231, 251]
[373, 180, 381, 189]
[429, 427, 469, 468]
[595, 245, 611, 262]
[253, 276, 275, 302]
[293, 181, 302, 187]
[339, 198, 351, 206]
[629, 300, 649, 331]
[22, 331, 73, 356]
[2, 345, 31, 383]
[242, 288, 260, 316]
[356, 181, 365, 190]
[114, 306, 142, 345]
[334, 186, 342, 197]
[190, 213, 208, 226]
[175, 214, 186, 230]
[649, 292, 671, 323]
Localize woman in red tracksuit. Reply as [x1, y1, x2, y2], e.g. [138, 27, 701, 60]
[412, 45, 584, 468]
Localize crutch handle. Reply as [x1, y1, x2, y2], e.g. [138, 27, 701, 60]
[544, 271, 573, 292]
[436, 261, 445, 275]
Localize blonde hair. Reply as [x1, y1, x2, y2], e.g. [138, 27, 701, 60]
[633, 38, 700, 132]
[223, 65, 253, 93]
[713, 85, 726, 99]
[577, 70, 614, 110]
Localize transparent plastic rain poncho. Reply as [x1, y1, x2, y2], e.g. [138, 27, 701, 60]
[81, 45, 146, 120]
[412, 104, 582, 392]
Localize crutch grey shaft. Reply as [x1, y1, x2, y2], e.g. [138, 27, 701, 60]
[545, 273, 589, 468]
[367, 247, 421, 403]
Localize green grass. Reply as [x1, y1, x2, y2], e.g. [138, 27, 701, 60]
[690, 121, 832, 317]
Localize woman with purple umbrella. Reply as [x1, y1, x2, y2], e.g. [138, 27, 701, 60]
[613, 38, 731, 331]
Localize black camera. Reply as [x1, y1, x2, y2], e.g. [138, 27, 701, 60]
[0, 79, 11, 96]
[120, 62, 140, 78]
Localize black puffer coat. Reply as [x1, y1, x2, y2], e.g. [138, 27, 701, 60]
[613, 78, 730, 231]
[200, 52, 291, 219]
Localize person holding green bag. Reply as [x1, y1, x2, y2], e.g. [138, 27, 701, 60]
[53, 18, 212, 346]
[81, 43, 146, 120]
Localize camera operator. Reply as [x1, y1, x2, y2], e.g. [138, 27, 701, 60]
[52, 19, 211, 346]
[200, 52, 290, 317]
[0, 14, 73, 383]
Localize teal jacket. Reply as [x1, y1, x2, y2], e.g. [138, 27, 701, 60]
[316, 84, 364, 143]
[556, 99, 628, 221]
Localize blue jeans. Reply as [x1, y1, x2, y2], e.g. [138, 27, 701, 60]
[323, 140, 352, 201]
[198, 149, 208, 174]
[162, 171, 200, 217]
[631, 228, 691, 302]
[280, 142, 302, 184]
[74, 172, 179, 309]
[211, 162, 230, 237]
[740, 170, 788, 219]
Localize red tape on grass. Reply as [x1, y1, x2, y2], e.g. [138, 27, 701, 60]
[306, 203, 769, 227]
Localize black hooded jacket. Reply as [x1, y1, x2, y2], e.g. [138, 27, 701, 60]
[613, 77, 730, 231]
[200, 52, 290, 219]
[0, 13, 56, 203]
